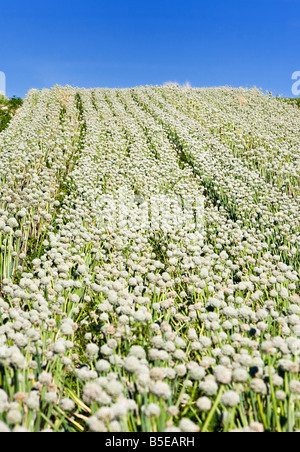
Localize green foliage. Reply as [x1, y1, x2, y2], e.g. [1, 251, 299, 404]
[0, 95, 23, 132]
[9, 95, 23, 110]
[280, 97, 300, 108]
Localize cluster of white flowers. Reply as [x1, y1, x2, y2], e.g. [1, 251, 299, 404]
[0, 85, 299, 432]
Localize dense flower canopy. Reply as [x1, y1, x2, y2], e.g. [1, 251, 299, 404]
[0, 84, 299, 432]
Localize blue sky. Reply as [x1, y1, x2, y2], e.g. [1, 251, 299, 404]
[1, 0, 300, 98]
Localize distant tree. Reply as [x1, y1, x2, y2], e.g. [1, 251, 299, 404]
[0, 95, 23, 131]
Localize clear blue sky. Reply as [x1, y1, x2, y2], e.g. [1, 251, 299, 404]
[1, 0, 300, 98]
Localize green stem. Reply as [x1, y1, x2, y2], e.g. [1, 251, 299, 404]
[201, 386, 224, 432]
[257, 394, 268, 431]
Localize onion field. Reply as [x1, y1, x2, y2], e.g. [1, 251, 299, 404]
[0, 85, 300, 432]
